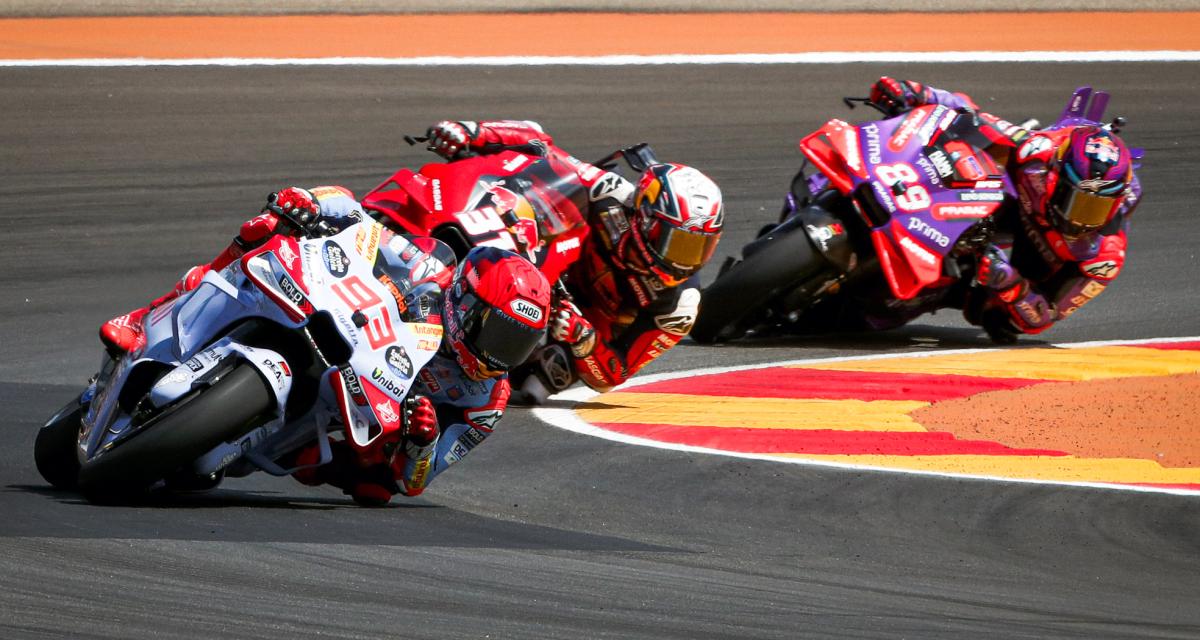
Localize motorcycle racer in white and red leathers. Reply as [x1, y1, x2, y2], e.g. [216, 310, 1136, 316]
[867, 78, 1141, 343]
[99, 187, 551, 506]
[423, 120, 725, 401]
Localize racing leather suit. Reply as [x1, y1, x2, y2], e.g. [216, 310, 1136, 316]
[436, 121, 701, 395]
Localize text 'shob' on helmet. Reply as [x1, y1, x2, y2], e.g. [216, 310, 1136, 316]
[444, 247, 551, 380]
[623, 163, 724, 287]
[1048, 126, 1132, 237]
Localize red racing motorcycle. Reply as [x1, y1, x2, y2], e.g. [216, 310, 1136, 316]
[361, 141, 664, 396]
[362, 138, 660, 281]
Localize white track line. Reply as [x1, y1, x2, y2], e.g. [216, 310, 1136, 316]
[533, 335, 1200, 497]
[3, 51, 1199, 67]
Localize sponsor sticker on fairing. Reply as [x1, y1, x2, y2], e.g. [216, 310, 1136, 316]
[555, 236, 581, 255]
[277, 242, 298, 270]
[959, 191, 1006, 202]
[841, 127, 865, 176]
[339, 364, 368, 405]
[862, 123, 882, 165]
[431, 179, 443, 211]
[871, 181, 897, 213]
[899, 234, 938, 266]
[906, 217, 950, 248]
[915, 154, 941, 185]
[322, 241, 350, 278]
[278, 274, 306, 307]
[370, 367, 407, 398]
[385, 345, 414, 378]
[928, 149, 954, 179]
[932, 203, 997, 221]
[262, 358, 286, 384]
[374, 400, 399, 425]
[889, 109, 928, 151]
[503, 154, 530, 172]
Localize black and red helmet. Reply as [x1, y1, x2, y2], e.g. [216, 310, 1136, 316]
[617, 163, 724, 288]
[443, 246, 551, 380]
[1046, 126, 1133, 237]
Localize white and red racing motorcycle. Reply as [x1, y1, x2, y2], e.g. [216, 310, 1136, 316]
[35, 217, 444, 502]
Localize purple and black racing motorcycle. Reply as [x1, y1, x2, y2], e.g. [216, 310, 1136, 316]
[690, 87, 1113, 344]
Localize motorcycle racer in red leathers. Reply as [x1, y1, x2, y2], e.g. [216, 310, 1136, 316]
[866, 78, 1141, 343]
[423, 120, 726, 402]
[99, 187, 551, 505]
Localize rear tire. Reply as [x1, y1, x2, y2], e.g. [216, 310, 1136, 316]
[35, 397, 85, 490]
[691, 226, 835, 344]
[77, 363, 273, 502]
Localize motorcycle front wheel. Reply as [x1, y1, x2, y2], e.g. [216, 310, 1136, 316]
[35, 396, 85, 490]
[77, 362, 273, 503]
[690, 226, 834, 344]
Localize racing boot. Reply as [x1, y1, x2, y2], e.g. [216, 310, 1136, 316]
[98, 243, 245, 356]
[99, 306, 151, 356]
[98, 265, 204, 356]
[291, 439, 399, 507]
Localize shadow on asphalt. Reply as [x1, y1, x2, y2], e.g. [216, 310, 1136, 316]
[2, 483, 676, 553]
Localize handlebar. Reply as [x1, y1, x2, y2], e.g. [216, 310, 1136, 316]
[591, 142, 659, 174]
[842, 96, 890, 116]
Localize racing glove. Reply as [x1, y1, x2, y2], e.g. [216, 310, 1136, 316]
[426, 120, 553, 160]
[550, 300, 597, 358]
[426, 121, 477, 160]
[401, 395, 439, 461]
[975, 245, 1022, 291]
[869, 77, 930, 117]
[996, 281, 1055, 335]
[260, 187, 321, 233]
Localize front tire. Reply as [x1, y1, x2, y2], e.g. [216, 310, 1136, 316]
[691, 226, 835, 344]
[77, 363, 273, 502]
[35, 396, 85, 490]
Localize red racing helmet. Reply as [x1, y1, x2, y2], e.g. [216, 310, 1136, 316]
[1046, 126, 1133, 237]
[443, 246, 551, 380]
[618, 163, 724, 288]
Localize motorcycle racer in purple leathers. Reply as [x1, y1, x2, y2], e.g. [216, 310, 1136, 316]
[868, 77, 1141, 342]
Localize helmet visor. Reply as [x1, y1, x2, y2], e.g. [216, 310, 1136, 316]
[643, 224, 720, 280]
[1054, 187, 1120, 231]
[1051, 164, 1123, 235]
[457, 291, 544, 372]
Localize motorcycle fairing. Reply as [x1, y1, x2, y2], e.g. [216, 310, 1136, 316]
[288, 223, 441, 449]
[81, 219, 440, 472]
[798, 119, 858, 194]
[148, 338, 292, 414]
[362, 151, 590, 275]
[800, 106, 1016, 300]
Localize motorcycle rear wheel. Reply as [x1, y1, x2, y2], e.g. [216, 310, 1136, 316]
[35, 396, 85, 490]
[690, 226, 833, 344]
[77, 363, 273, 503]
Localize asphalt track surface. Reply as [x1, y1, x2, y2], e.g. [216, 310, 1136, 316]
[1, 63, 1198, 639]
